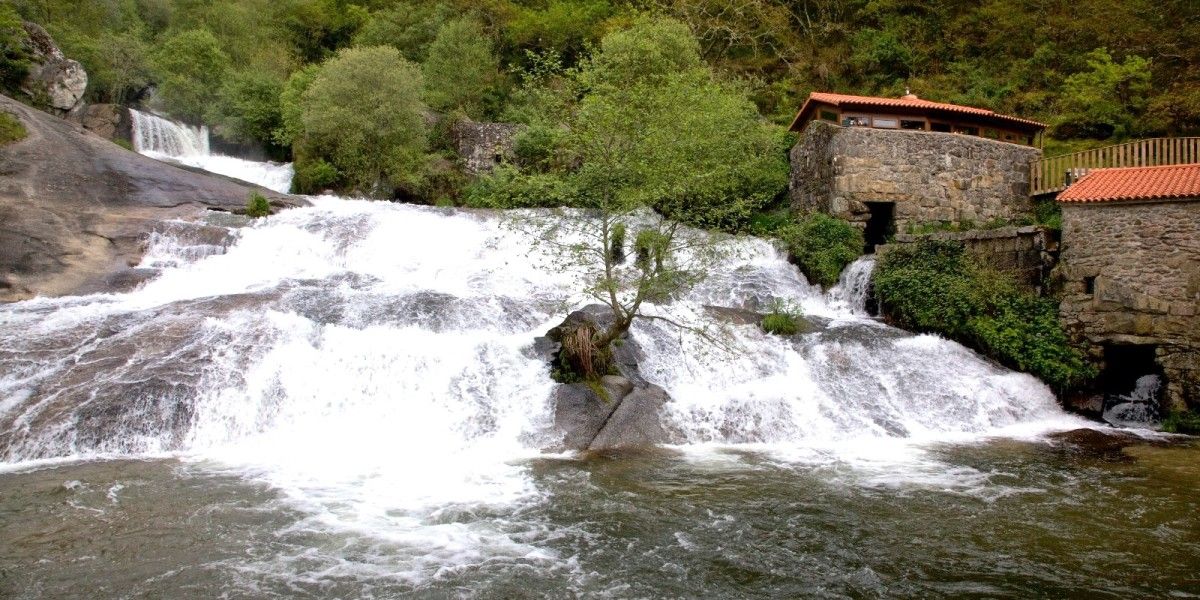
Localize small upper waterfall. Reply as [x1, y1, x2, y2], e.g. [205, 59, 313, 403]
[828, 255, 876, 315]
[128, 108, 294, 194]
[130, 108, 210, 156]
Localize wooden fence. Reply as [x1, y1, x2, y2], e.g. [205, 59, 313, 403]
[1030, 137, 1200, 196]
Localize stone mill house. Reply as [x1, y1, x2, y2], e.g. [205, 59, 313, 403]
[1056, 165, 1200, 412]
[785, 91, 1199, 412]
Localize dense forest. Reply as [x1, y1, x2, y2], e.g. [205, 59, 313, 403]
[2, 0, 1198, 202]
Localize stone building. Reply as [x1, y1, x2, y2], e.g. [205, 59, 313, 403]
[788, 92, 1044, 249]
[1057, 164, 1200, 412]
[451, 120, 524, 176]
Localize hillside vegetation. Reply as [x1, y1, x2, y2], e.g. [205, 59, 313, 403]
[3, 1, 1196, 164]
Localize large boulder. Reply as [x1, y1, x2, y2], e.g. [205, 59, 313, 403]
[588, 384, 670, 451]
[77, 104, 132, 145]
[20, 22, 87, 113]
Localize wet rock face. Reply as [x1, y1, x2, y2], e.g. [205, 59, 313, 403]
[78, 104, 133, 144]
[542, 305, 670, 452]
[20, 22, 87, 113]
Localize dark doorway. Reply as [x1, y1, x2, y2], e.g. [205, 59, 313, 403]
[1099, 344, 1164, 409]
[863, 202, 895, 253]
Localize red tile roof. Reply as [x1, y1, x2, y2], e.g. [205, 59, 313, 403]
[789, 91, 1046, 131]
[1058, 164, 1200, 203]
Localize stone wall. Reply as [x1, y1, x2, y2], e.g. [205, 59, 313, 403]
[789, 121, 1041, 230]
[1058, 200, 1200, 411]
[890, 225, 1054, 291]
[452, 120, 524, 176]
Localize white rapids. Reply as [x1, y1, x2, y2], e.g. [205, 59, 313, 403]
[0, 153, 1090, 583]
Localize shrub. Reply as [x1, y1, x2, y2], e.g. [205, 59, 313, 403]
[779, 213, 863, 288]
[245, 192, 271, 218]
[1161, 410, 1200, 435]
[210, 70, 284, 147]
[512, 124, 567, 171]
[462, 165, 575, 208]
[760, 299, 804, 336]
[292, 157, 339, 194]
[0, 112, 26, 145]
[873, 240, 1095, 390]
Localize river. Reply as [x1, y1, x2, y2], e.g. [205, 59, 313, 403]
[0, 113, 1196, 598]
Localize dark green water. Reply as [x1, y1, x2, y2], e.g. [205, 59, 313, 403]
[1, 432, 1198, 599]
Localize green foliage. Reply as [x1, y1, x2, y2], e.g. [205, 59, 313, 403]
[505, 0, 613, 64]
[58, 29, 152, 104]
[296, 46, 427, 194]
[511, 123, 566, 171]
[1054, 48, 1153, 139]
[283, 0, 368, 63]
[274, 64, 319, 148]
[609, 222, 626, 264]
[422, 18, 500, 118]
[462, 165, 574, 208]
[1033, 199, 1062, 232]
[210, 70, 284, 146]
[354, 3, 451, 62]
[778, 214, 863, 288]
[874, 240, 1095, 390]
[1161, 410, 1200, 435]
[0, 5, 31, 94]
[0, 111, 27, 145]
[760, 300, 803, 336]
[245, 191, 271, 218]
[292, 156, 339, 194]
[153, 29, 230, 122]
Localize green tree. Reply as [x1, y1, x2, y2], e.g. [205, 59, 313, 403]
[297, 46, 427, 194]
[62, 30, 152, 104]
[210, 69, 284, 147]
[0, 3, 31, 95]
[422, 18, 500, 117]
[353, 2, 451, 62]
[274, 63, 319, 148]
[153, 28, 229, 122]
[1054, 48, 1153, 139]
[283, 0, 368, 63]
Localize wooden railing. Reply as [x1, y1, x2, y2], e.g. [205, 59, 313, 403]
[1030, 137, 1200, 196]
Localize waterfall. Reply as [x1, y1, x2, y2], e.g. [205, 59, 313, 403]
[828, 255, 876, 315]
[128, 108, 294, 194]
[130, 108, 210, 156]
[1102, 374, 1163, 428]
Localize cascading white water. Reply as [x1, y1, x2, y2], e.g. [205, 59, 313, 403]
[129, 108, 294, 194]
[828, 255, 876, 315]
[0, 157, 1091, 582]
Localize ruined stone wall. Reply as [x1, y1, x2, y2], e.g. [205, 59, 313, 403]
[789, 121, 1041, 230]
[1058, 200, 1200, 410]
[452, 120, 524, 176]
[891, 225, 1053, 292]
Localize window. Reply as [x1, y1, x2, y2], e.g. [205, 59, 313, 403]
[984, 128, 999, 139]
[1084, 276, 1096, 295]
[843, 115, 870, 127]
[930, 122, 951, 132]
[873, 118, 899, 129]
[900, 120, 925, 130]
[958, 126, 980, 136]
[820, 110, 838, 122]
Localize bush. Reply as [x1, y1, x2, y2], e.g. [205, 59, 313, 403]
[462, 165, 575, 208]
[760, 299, 804, 335]
[245, 192, 271, 217]
[210, 70, 284, 147]
[1161, 411, 1200, 435]
[292, 157, 339, 194]
[873, 240, 1095, 390]
[0, 111, 25, 145]
[512, 124, 567, 171]
[778, 213, 863, 288]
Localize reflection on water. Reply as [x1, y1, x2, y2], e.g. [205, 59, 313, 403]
[2, 435, 1198, 599]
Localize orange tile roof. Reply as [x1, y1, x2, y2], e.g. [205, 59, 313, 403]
[1058, 164, 1200, 203]
[789, 91, 1046, 131]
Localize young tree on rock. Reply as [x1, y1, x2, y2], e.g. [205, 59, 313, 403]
[538, 18, 786, 379]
